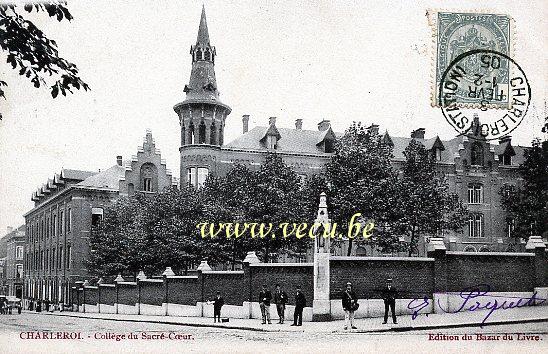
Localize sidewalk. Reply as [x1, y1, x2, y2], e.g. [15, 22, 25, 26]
[33, 305, 548, 333]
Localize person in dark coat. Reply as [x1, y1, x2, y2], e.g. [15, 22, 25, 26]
[382, 278, 398, 324]
[212, 291, 224, 323]
[342, 282, 358, 330]
[291, 286, 306, 326]
[258, 284, 272, 324]
[273, 284, 288, 324]
[28, 298, 34, 311]
[0, 299, 5, 315]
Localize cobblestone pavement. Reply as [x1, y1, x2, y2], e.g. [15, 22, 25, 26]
[0, 312, 546, 353]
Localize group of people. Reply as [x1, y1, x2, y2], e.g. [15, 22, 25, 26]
[211, 278, 398, 329]
[0, 298, 22, 314]
[342, 278, 398, 330]
[258, 284, 307, 326]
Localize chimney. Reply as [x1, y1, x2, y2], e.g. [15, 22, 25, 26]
[6, 226, 13, 234]
[116, 156, 123, 166]
[242, 114, 250, 133]
[269, 116, 277, 126]
[318, 119, 330, 131]
[499, 136, 512, 144]
[295, 119, 303, 130]
[411, 128, 425, 139]
[368, 124, 379, 135]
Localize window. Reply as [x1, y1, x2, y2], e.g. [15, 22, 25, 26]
[204, 49, 211, 61]
[53, 215, 57, 237]
[140, 163, 157, 192]
[128, 183, 135, 196]
[58, 247, 63, 269]
[499, 154, 512, 165]
[324, 139, 334, 153]
[467, 184, 483, 204]
[468, 214, 484, 238]
[45, 249, 49, 270]
[196, 49, 202, 61]
[16, 246, 23, 260]
[266, 135, 277, 150]
[60, 210, 64, 234]
[68, 208, 72, 232]
[470, 142, 484, 166]
[297, 174, 306, 188]
[66, 245, 71, 269]
[187, 167, 209, 188]
[51, 248, 56, 270]
[16, 265, 23, 279]
[143, 178, 152, 192]
[91, 208, 103, 226]
[434, 148, 442, 161]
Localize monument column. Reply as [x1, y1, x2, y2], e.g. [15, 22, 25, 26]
[312, 192, 331, 321]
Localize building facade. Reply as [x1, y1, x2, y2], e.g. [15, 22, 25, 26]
[176, 8, 532, 258]
[24, 131, 176, 303]
[4, 226, 25, 298]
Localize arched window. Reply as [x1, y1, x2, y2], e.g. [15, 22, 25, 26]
[140, 163, 158, 192]
[210, 123, 217, 145]
[198, 121, 206, 144]
[471, 142, 484, 166]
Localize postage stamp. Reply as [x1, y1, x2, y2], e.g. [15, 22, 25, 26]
[432, 11, 513, 108]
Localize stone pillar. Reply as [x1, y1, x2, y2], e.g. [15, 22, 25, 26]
[243, 251, 260, 319]
[526, 236, 548, 304]
[427, 237, 448, 314]
[313, 192, 331, 321]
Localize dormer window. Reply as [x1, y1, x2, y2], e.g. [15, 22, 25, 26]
[499, 154, 512, 165]
[324, 139, 334, 153]
[432, 148, 442, 161]
[266, 135, 277, 150]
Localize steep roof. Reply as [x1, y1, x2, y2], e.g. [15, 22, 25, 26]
[196, 5, 210, 45]
[224, 126, 338, 155]
[76, 164, 125, 190]
[225, 125, 529, 166]
[60, 169, 96, 181]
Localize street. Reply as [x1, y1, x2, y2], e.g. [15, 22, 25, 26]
[0, 312, 545, 353]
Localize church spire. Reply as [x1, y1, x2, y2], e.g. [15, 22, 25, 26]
[196, 5, 210, 45]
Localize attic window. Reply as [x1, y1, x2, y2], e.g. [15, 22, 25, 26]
[499, 154, 511, 165]
[433, 148, 442, 161]
[266, 135, 277, 150]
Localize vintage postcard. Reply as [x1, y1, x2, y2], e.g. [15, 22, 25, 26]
[0, 1, 546, 353]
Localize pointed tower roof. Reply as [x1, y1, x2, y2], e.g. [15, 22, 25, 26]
[196, 5, 210, 45]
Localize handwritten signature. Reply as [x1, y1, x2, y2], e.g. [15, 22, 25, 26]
[407, 284, 546, 327]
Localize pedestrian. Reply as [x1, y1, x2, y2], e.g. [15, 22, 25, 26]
[258, 284, 272, 324]
[0, 299, 4, 315]
[212, 291, 224, 323]
[382, 278, 398, 324]
[273, 284, 288, 324]
[342, 282, 358, 330]
[36, 300, 41, 313]
[45, 299, 50, 312]
[291, 286, 306, 326]
[28, 298, 34, 311]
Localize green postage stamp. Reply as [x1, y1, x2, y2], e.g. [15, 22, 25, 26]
[433, 12, 512, 108]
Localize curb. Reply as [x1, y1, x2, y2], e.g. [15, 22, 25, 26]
[30, 311, 548, 334]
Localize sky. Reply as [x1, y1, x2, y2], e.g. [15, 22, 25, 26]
[0, 0, 546, 235]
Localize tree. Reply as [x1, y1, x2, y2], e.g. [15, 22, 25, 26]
[0, 2, 89, 119]
[500, 138, 548, 240]
[325, 122, 400, 255]
[394, 139, 468, 256]
[88, 187, 207, 276]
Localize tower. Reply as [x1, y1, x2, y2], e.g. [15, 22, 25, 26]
[174, 6, 231, 187]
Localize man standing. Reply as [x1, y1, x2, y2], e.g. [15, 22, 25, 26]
[342, 282, 358, 330]
[382, 278, 398, 324]
[292, 286, 306, 326]
[259, 284, 272, 324]
[213, 291, 224, 323]
[273, 284, 288, 324]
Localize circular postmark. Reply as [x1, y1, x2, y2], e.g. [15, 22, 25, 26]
[438, 49, 531, 141]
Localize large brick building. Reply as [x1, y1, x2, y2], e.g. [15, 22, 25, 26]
[4, 225, 25, 298]
[24, 131, 176, 303]
[176, 8, 532, 258]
